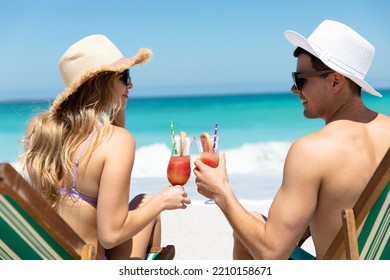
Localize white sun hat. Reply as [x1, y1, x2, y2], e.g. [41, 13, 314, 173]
[50, 34, 153, 113]
[284, 20, 381, 97]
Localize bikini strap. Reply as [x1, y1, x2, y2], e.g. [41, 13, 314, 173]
[71, 126, 99, 190]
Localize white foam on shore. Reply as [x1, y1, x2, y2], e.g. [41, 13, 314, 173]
[132, 141, 291, 177]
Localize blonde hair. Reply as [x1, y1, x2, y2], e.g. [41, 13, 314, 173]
[23, 72, 122, 207]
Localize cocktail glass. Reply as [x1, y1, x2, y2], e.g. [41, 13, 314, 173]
[196, 135, 219, 204]
[167, 135, 194, 186]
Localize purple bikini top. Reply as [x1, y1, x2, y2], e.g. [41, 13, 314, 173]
[60, 127, 99, 205]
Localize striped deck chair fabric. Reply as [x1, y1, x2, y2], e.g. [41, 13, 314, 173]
[0, 162, 175, 260]
[0, 162, 97, 260]
[324, 147, 390, 260]
[146, 245, 175, 260]
[355, 181, 389, 259]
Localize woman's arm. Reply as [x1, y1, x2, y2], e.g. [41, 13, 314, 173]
[96, 127, 190, 249]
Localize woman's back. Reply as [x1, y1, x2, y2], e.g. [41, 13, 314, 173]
[58, 125, 135, 255]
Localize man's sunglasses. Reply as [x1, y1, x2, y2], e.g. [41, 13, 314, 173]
[292, 70, 334, 91]
[119, 69, 131, 86]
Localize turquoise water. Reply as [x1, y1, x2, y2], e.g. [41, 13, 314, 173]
[1, 90, 389, 162]
[126, 93, 323, 148]
[1, 90, 389, 199]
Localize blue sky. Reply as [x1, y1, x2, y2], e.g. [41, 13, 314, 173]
[1, 0, 389, 101]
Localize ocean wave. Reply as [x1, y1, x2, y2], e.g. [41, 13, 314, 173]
[132, 141, 291, 177]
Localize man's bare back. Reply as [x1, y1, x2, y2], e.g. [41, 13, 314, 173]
[292, 114, 390, 258]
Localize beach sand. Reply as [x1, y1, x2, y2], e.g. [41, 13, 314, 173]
[160, 199, 315, 260]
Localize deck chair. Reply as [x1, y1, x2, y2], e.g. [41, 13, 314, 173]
[323, 147, 390, 260]
[0, 162, 175, 260]
[0, 162, 97, 260]
[146, 245, 175, 260]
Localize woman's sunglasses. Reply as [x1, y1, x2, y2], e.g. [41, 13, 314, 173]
[119, 69, 131, 86]
[292, 70, 334, 91]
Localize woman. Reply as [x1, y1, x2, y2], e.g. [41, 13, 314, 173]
[22, 35, 190, 259]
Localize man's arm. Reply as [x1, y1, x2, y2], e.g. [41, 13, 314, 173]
[194, 138, 321, 259]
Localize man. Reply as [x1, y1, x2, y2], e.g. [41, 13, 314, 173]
[193, 20, 390, 259]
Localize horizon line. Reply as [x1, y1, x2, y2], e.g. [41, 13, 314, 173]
[1, 87, 389, 104]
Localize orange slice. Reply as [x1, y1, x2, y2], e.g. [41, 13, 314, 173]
[180, 131, 186, 156]
[200, 132, 213, 152]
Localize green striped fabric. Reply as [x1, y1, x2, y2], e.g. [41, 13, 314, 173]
[0, 194, 74, 260]
[145, 252, 160, 260]
[358, 182, 389, 260]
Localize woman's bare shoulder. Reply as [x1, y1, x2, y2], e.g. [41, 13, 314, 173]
[103, 125, 135, 148]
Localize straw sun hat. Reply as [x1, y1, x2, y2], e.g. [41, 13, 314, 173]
[50, 34, 153, 113]
[284, 19, 381, 97]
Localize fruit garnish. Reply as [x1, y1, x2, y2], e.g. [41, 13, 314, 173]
[180, 131, 186, 156]
[200, 132, 213, 152]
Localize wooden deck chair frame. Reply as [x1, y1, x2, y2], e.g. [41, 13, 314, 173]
[0, 163, 175, 260]
[0, 162, 97, 260]
[323, 147, 390, 260]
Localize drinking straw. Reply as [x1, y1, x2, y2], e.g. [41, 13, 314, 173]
[212, 123, 218, 152]
[170, 120, 178, 155]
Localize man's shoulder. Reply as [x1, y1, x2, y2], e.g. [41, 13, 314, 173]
[287, 135, 323, 163]
[289, 130, 341, 161]
[377, 113, 390, 123]
[291, 131, 328, 149]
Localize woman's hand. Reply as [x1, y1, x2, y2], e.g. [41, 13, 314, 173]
[158, 185, 191, 210]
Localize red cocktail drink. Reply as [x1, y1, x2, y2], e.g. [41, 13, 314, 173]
[200, 152, 219, 168]
[167, 155, 191, 185]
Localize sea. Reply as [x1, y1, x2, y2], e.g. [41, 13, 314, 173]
[1, 89, 389, 201]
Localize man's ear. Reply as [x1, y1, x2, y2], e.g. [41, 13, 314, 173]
[331, 72, 345, 92]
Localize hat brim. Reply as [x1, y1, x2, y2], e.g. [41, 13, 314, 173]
[284, 30, 381, 97]
[50, 48, 153, 113]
